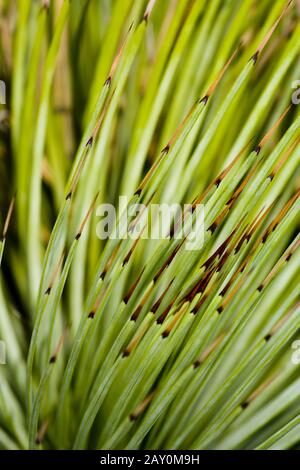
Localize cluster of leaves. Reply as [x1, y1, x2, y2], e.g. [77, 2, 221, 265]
[0, 0, 299, 450]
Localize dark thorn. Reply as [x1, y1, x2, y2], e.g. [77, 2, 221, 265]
[100, 270, 106, 280]
[220, 286, 228, 297]
[235, 236, 247, 254]
[208, 221, 217, 234]
[129, 413, 138, 422]
[257, 284, 263, 292]
[75, 232, 81, 240]
[162, 330, 169, 339]
[134, 188, 142, 197]
[161, 144, 170, 154]
[35, 437, 41, 445]
[241, 401, 249, 409]
[286, 252, 292, 262]
[143, 13, 149, 23]
[264, 333, 271, 342]
[122, 349, 130, 358]
[215, 178, 222, 188]
[66, 192, 72, 201]
[268, 172, 275, 181]
[193, 359, 201, 369]
[217, 305, 223, 314]
[168, 222, 175, 238]
[193, 295, 207, 313]
[156, 305, 172, 324]
[86, 136, 93, 147]
[199, 95, 209, 105]
[151, 283, 173, 314]
[88, 311, 95, 319]
[216, 252, 229, 272]
[104, 76, 111, 87]
[123, 271, 144, 305]
[250, 51, 259, 65]
[131, 306, 142, 322]
[45, 287, 51, 296]
[49, 355, 56, 364]
[254, 145, 261, 155]
[0, 235, 5, 243]
[122, 254, 131, 267]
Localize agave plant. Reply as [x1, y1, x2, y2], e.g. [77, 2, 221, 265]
[0, 0, 299, 451]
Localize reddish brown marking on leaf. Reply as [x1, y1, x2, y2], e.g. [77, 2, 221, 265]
[258, 105, 292, 150]
[153, 242, 182, 282]
[2, 194, 16, 241]
[191, 293, 209, 314]
[100, 244, 121, 280]
[49, 328, 68, 365]
[151, 280, 174, 314]
[193, 333, 226, 367]
[131, 305, 142, 322]
[156, 304, 172, 324]
[129, 392, 155, 421]
[76, 192, 99, 241]
[205, 45, 240, 97]
[255, 1, 293, 57]
[123, 269, 145, 304]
